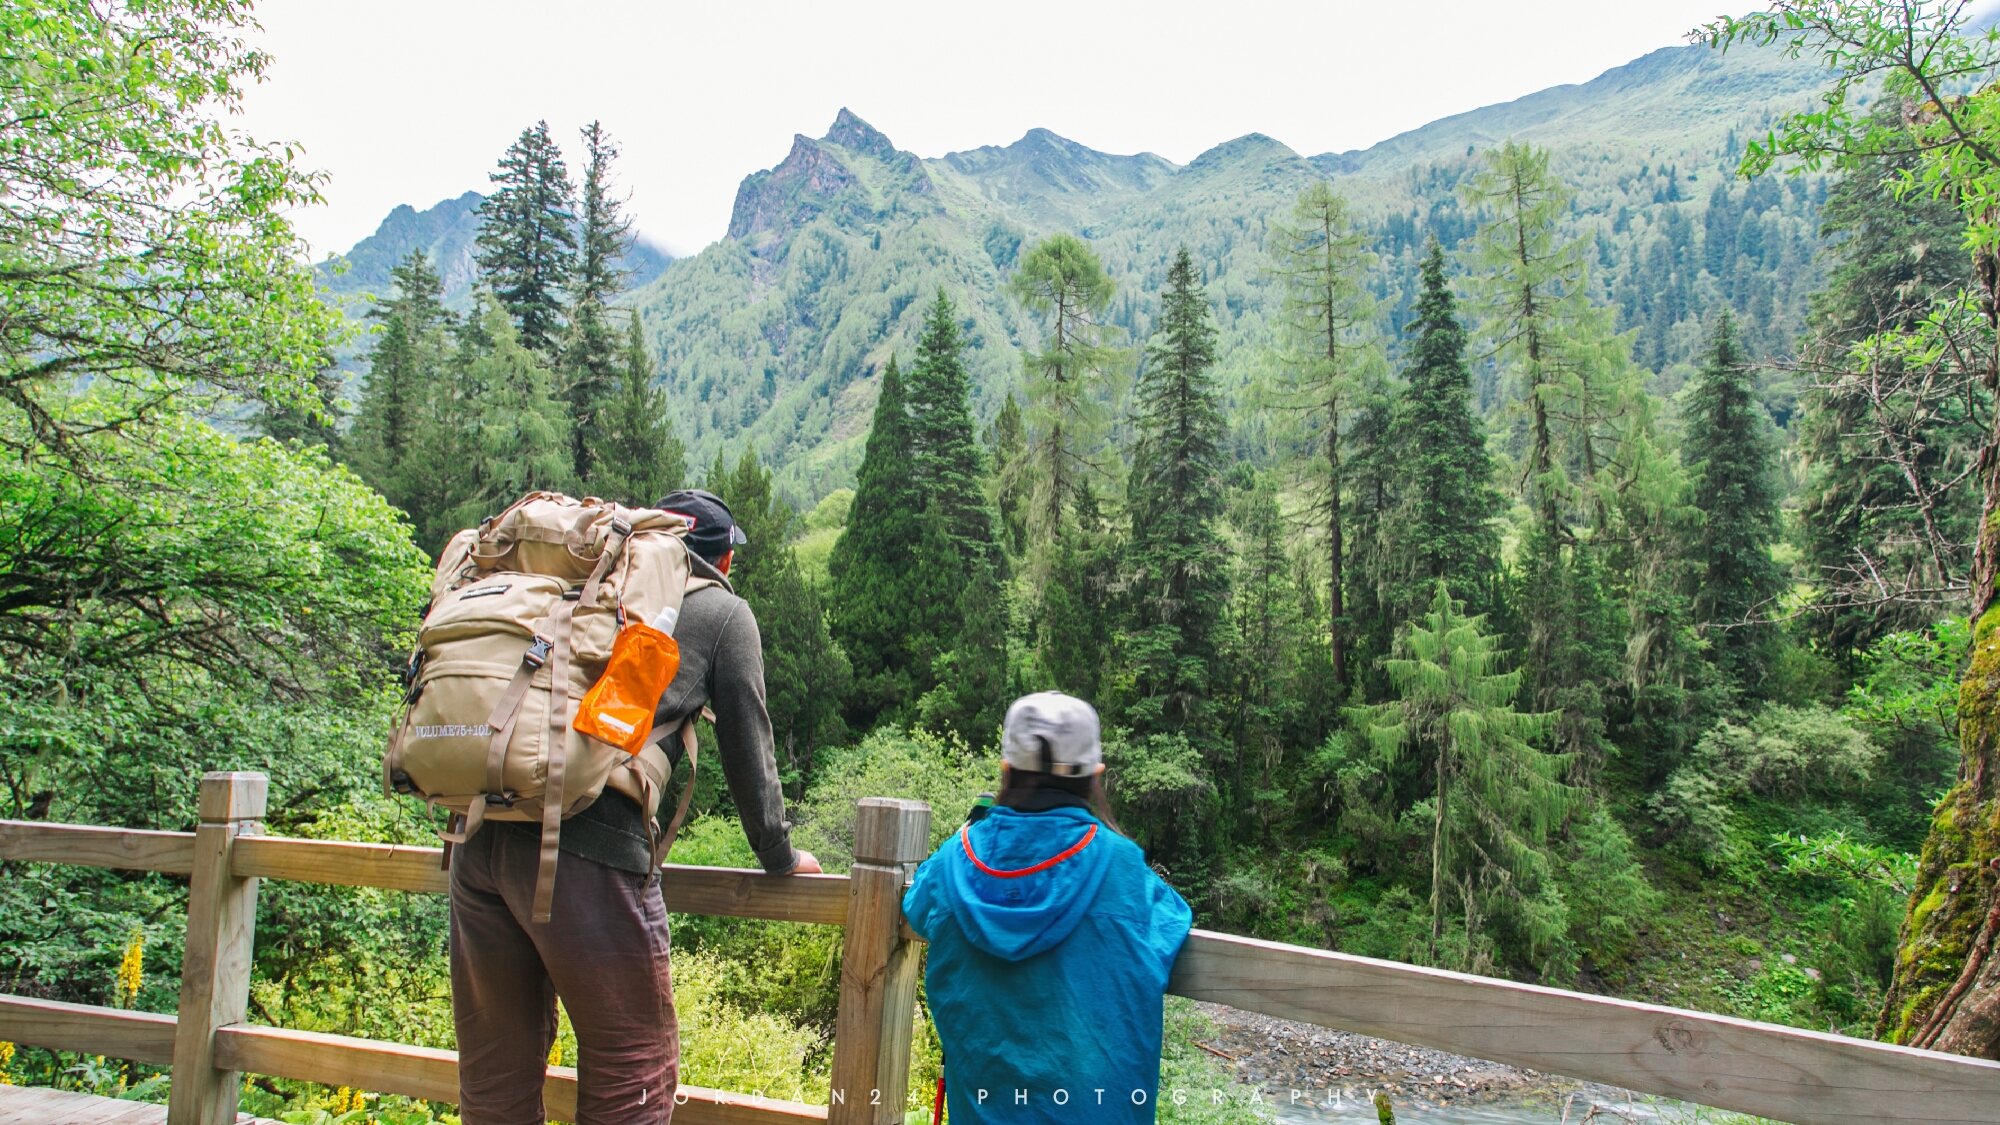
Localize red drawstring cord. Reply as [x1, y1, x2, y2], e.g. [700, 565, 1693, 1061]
[958, 823, 1097, 878]
[933, 1073, 946, 1125]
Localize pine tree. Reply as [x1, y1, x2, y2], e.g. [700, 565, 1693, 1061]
[1683, 310, 1784, 692]
[1007, 234, 1120, 538]
[475, 121, 576, 357]
[1358, 583, 1577, 972]
[586, 316, 685, 506]
[1267, 182, 1380, 687]
[1387, 240, 1500, 622]
[711, 448, 851, 790]
[828, 357, 931, 726]
[564, 122, 633, 483]
[1123, 247, 1230, 738]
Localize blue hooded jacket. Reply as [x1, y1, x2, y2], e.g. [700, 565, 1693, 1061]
[903, 806, 1193, 1125]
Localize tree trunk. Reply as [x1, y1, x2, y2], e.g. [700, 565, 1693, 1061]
[1878, 612, 2000, 1057]
[1329, 402, 1346, 686]
[1882, 242, 2000, 1059]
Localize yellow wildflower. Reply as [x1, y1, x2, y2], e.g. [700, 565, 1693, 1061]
[115, 928, 144, 1009]
[0, 1039, 16, 1084]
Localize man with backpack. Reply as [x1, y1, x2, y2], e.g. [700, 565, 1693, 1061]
[448, 488, 817, 1125]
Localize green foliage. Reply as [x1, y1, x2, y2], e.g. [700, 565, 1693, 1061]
[790, 728, 1000, 869]
[1651, 706, 1881, 859]
[1, 0, 343, 448]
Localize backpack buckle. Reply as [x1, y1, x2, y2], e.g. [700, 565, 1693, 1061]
[522, 636, 553, 669]
[611, 516, 632, 538]
[485, 792, 516, 808]
[390, 770, 417, 795]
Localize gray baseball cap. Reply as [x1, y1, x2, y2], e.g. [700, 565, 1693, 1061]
[1001, 692, 1103, 777]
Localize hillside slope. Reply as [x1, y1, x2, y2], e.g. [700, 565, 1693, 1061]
[326, 38, 1833, 503]
[619, 40, 1828, 501]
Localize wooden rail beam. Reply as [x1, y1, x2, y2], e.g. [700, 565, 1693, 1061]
[1168, 929, 2000, 1125]
[0, 820, 194, 874]
[212, 1024, 828, 1125]
[228, 836, 853, 923]
[0, 995, 176, 1065]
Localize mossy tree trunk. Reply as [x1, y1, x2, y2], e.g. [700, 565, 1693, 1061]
[1879, 607, 2000, 1055]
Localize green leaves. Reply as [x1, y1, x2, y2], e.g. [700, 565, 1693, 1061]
[1, 0, 341, 444]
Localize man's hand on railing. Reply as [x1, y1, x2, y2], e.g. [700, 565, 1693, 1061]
[791, 850, 822, 874]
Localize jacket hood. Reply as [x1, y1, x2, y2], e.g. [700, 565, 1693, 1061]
[940, 807, 1111, 962]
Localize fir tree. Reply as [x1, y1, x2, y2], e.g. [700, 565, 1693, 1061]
[1388, 240, 1500, 622]
[564, 121, 633, 483]
[587, 316, 685, 506]
[454, 297, 574, 528]
[1267, 182, 1380, 687]
[828, 357, 931, 727]
[475, 121, 576, 357]
[906, 289, 1002, 570]
[1123, 248, 1230, 738]
[1684, 310, 1784, 692]
[1359, 583, 1577, 971]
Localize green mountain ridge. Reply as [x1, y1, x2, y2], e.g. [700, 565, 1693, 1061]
[335, 38, 1834, 505]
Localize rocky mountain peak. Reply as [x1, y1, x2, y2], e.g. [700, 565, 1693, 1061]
[824, 108, 897, 162]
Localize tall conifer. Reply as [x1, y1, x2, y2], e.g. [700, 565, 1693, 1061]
[454, 297, 575, 528]
[564, 121, 633, 483]
[1268, 183, 1380, 687]
[588, 316, 685, 506]
[1684, 310, 1784, 692]
[1008, 234, 1120, 537]
[1124, 248, 1230, 736]
[906, 290, 1002, 570]
[829, 358, 930, 726]
[475, 121, 576, 357]
[1388, 240, 1500, 621]
[350, 251, 453, 513]
[710, 449, 851, 792]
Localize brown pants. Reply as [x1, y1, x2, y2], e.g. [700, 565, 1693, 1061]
[450, 824, 679, 1125]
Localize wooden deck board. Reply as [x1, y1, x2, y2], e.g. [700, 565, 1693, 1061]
[0, 1086, 278, 1124]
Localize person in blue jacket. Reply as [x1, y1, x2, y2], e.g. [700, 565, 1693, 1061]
[903, 692, 1194, 1124]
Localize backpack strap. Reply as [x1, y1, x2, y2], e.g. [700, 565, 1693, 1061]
[529, 517, 633, 924]
[644, 706, 711, 871]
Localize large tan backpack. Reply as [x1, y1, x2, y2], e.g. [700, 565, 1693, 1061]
[384, 492, 699, 921]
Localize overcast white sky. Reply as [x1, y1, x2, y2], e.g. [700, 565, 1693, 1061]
[238, 1, 1766, 259]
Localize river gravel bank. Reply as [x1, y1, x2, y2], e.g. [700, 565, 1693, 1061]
[1194, 1003, 1661, 1122]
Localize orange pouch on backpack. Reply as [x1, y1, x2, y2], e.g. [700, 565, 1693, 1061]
[574, 622, 681, 754]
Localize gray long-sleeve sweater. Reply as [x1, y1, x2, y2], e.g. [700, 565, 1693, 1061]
[498, 558, 799, 876]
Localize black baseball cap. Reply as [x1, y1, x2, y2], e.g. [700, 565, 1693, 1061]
[654, 489, 747, 563]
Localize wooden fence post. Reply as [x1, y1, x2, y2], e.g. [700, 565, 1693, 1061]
[167, 772, 266, 1125]
[828, 797, 931, 1125]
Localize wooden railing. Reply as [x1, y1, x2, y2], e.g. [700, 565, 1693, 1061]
[3, 772, 1999, 1125]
